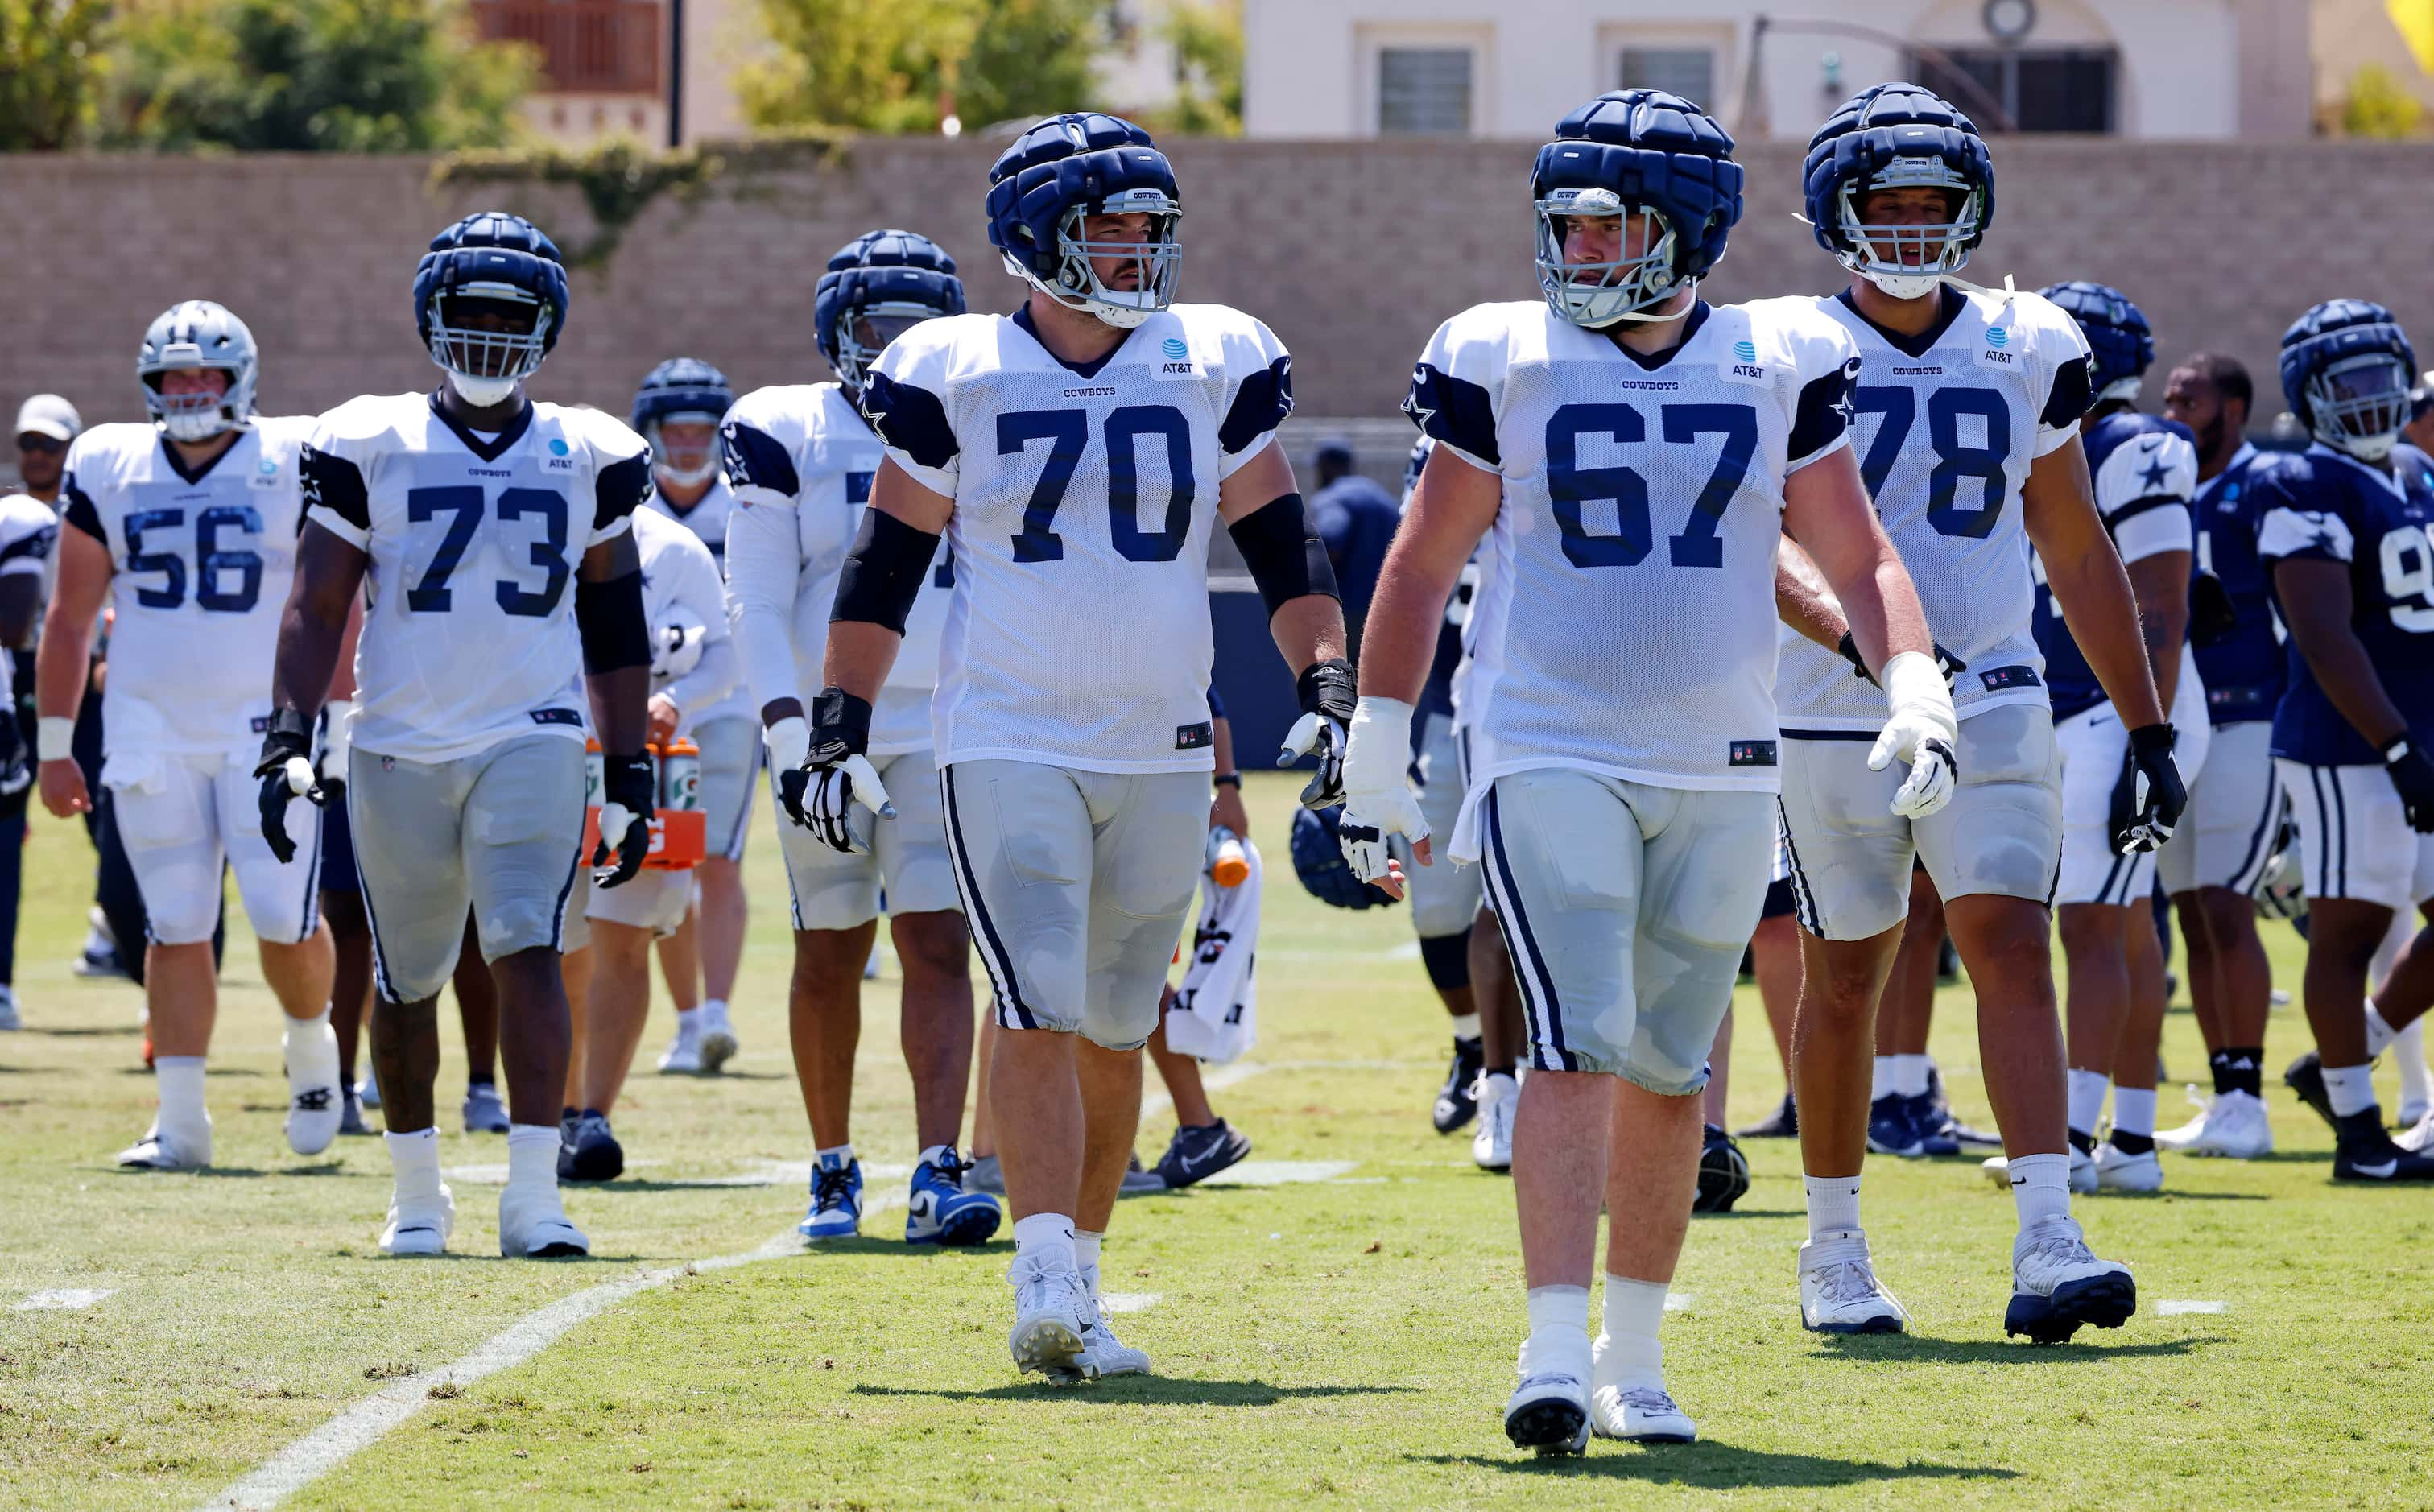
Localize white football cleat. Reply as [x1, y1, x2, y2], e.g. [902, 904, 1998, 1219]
[1006, 1252, 1091, 1378]
[1048, 1299, 1151, 1382]
[695, 1001, 738, 1074]
[116, 1124, 209, 1171]
[1799, 1229, 1907, 1334]
[498, 1184, 589, 1258]
[0, 985, 19, 1031]
[1472, 1072, 1515, 1172]
[655, 1014, 704, 1074]
[380, 1183, 456, 1257]
[1504, 1370, 1589, 1456]
[2093, 1142, 2163, 1194]
[1589, 1381, 1697, 1444]
[2006, 1216, 2134, 1344]
[283, 1019, 344, 1156]
[2396, 1107, 2434, 1154]
[2158, 1088, 2272, 1159]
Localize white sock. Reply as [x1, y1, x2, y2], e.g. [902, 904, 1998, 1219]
[2111, 1086, 2157, 1139]
[1803, 1172, 1862, 1240]
[2325, 1063, 2379, 1119]
[1599, 1274, 1667, 1388]
[2066, 1068, 2111, 1138]
[698, 998, 724, 1018]
[2366, 1002, 2398, 1059]
[2006, 1151, 2072, 1230]
[917, 1143, 954, 1170]
[1449, 1013, 1481, 1040]
[1013, 1212, 1077, 1274]
[155, 1056, 209, 1145]
[676, 1003, 703, 1022]
[1870, 1056, 1896, 1101]
[1073, 1229, 1104, 1295]
[1891, 1054, 1932, 1098]
[2399, 1018, 2432, 1110]
[385, 1127, 443, 1201]
[1522, 1283, 1592, 1378]
[816, 1142, 854, 1167]
[283, 1007, 337, 1077]
[505, 1123, 560, 1191]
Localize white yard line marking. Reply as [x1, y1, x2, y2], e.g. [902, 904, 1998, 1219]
[14, 1288, 114, 1311]
[1663, 1295, 1694, 1312]
[1100, 1291, 1159, 1314]
[1200, 1159, 1358, 1188]
[2156, 1299, 2227, 1315]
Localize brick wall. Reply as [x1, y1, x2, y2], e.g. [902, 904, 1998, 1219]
[5, 138, 2429, 434]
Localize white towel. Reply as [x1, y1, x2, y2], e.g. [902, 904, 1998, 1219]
[1164, 837, 1262, 1064]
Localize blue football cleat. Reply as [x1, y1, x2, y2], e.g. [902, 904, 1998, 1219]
[906, 1147, 1001, 1246]
[799, 1152, 863, 1241]
[1866, 1093, 1924, 1157]
[1903, 1093, 1961, 1157]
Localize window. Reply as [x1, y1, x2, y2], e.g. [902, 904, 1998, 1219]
[1619, 47, 1714, 109]
[1378, 47, 1472, 134]
[1910, 48, 2118, 133]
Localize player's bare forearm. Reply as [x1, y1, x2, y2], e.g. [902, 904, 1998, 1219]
[1362, 442, 1498, 702]
[327, 593, 364, 703]
[820, 620, 903, 704]
[2276, 557, 2410, 748]
[2124, 552, 2191, 712]
[1775, 539, 1848, 652]
[35, 527, 111, 721]
[1268, 593, 1345, 677]
[270, 523, 367, 719]
[586, 665, 649, 753]
[2023, 440, 2166, 727]
[1781, 445, 1930, 672]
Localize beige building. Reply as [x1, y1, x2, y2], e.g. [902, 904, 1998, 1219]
[1240, 0, 2316, 140]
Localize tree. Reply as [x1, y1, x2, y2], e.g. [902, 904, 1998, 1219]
[0, 0, 108, 149]
[740, 0, 1103, 135]
[2342, 64, 2424, 138]
[100, 0, 533, 151]
[1156, 0, 1239, 137]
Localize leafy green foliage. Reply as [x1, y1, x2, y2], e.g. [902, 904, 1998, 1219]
[0, 0, 109, 149]
[100, 0, 534, 151]
[1154, 0, 1240, 137]
[2342, 64, 2426, 138]
[740, 0, 1103, 134]
[433, 138, 725, 270]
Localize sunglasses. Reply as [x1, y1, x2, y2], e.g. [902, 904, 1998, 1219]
[15, 435, 64, 455]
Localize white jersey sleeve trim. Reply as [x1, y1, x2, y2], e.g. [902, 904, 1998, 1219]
[2258, 506, 2354, 564]
[2114, 502, 2193, 566]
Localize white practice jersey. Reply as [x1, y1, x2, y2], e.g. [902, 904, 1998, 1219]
[301, 393, 653, 764]
[631, 506, 736, 739]
[642, 474, 752, 726]
[1404, 298, 1860, 857]
[862, 303, 1295, 773]
[721, 382, 950, 755]
[1774, 286, 2094, 730]
[62, 418, 312, 755]
[0, 491, 58, 692]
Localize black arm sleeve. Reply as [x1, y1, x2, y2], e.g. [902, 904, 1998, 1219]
[575, 569, 651, 674]
[1228, 491, 1339, 618]
[832, 506, 942, 634]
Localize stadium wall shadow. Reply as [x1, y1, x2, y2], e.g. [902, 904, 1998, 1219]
[3, 137, 2428, 431]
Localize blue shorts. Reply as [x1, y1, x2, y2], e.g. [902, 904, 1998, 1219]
[320, 791, 359, 895]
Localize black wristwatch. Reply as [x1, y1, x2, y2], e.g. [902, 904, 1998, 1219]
[1213, 772, 1242, 789]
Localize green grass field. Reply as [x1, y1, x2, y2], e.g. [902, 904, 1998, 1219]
[2, 773, 2431, 1510]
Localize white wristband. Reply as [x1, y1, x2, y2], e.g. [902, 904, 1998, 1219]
[1342, 696, 1416, 793]
[764, 715, 809, 772]
[35, 717, 76, 763]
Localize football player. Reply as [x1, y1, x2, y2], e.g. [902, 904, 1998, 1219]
[2255, 301, 2434, 1180]
[33, 301, 342, 1169]
[1341, 90, 1952, 1452]
[258, 212, 659, 1258]
[2155, 353, 2283, 1158]
[722, 229, 1000, 1247]
[2029, 281, 2209, 1196]
[0, 399, 68, 1030]
[816, 116, 1349, 1382]
[1769, 87, 2179, 1343]
[558, 503, 738, 1181]
[630, 358, 754, 1076]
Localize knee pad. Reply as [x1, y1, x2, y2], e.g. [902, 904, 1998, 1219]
[1418, 930, 1472, 992]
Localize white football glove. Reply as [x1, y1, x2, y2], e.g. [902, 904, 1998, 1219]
[769, 713, 895, 856]
[1867, 650, 1960, 820]
[1333, 696, 1428, 886]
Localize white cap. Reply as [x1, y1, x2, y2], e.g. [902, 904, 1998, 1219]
[14, 395, 81, 444]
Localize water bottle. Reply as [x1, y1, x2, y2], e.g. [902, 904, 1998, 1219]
[1206, 825, 1249, 888]
[659, 737, 701, 812]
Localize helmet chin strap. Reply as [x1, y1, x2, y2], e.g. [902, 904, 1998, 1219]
[655, 457, 718, 489]
[446, 367, 520, 409]
[1592, 282, 1701, 327]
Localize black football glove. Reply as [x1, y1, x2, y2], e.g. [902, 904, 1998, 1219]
[252, 708, 324, 865]
[1837, 631, 1967, 691]
[783, 688, 895, 856]
[1279, 657, 1356, 810]
[593, 751, 656, 887]
[2110, 722, 2188, 855]
[2383, 733, 2434, 833]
